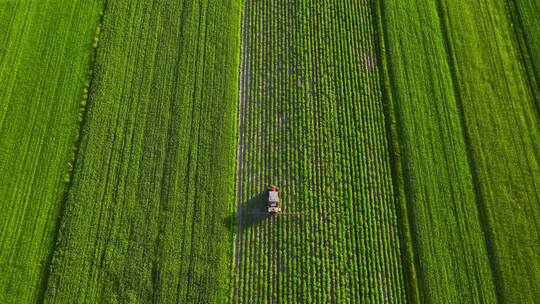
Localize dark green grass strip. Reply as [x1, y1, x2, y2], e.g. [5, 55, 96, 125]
[38, 6, 108, 304]
[434, 2, 503, 301]
[0, 1, 102, 303]
[42, 0, 241, 303]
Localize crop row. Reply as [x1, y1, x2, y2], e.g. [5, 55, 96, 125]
[233, 0, 406, 302]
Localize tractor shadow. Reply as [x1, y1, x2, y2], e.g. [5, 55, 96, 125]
[223, 190, 269, 234]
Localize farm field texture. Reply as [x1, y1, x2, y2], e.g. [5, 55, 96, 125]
[42, 0, 241, 303]
[0, 1, 103, 302]
[0, 0, 539, 303]
[233, 0, 406, 302]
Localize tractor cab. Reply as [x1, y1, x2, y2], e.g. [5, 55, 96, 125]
[267, 185, 281, 215]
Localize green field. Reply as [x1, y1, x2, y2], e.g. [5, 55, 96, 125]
[42, 0, 241, 303]
[438, 0, 540, 301]
[0, 1, 102, 302]
[379, 0, 540, 302]
[377, 0, 497, 302]
[0, 0, 539, 303]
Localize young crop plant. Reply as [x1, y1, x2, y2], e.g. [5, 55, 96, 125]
[509, 0, 540, 83]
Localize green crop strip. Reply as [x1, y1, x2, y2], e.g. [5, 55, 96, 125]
[437, 0, 540, 301]
[373, 1, 421, 302]
[0, 1, 103, 302]
[377, 0, 498, 302]
[42, 0, 242, 303]
[378, 0, 540, 302]
[233, 0, 406, 302]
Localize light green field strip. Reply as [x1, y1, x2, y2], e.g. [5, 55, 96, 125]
[0, 1, 102, 303]
[438, 0, 540, 302]
[43, 0, 241, 303]
[233, 0, 406, 302]
[376, 0, 498, 302]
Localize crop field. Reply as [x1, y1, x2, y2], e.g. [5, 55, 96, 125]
[0, 0, 539, 303]
[42, 0, 241, 303]
[379, 0, 540, 302]
[0, 1, 102, 302]
[378, 0, 498, 302]
[438, 0, 540, 301]
[233, 0, 406, 302]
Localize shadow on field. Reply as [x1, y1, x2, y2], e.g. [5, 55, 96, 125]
[223, 190, 269, 234]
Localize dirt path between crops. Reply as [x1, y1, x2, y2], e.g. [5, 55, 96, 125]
[234, 0, 250, 271]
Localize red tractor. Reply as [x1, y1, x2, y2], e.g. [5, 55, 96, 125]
[267, 185, 281, 215]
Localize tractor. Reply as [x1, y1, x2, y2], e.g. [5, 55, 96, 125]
[267, 185, 281, 215]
